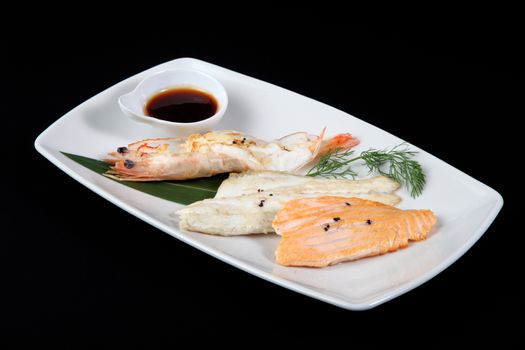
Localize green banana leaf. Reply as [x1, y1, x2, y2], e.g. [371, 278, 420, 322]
[62, 152, 227, 205]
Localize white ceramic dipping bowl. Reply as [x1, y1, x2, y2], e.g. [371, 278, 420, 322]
[118, 68, 228, 135]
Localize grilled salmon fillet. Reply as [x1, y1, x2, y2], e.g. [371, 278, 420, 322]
[273, 197, 436, 267]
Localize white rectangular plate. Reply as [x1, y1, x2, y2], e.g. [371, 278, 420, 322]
[35, 58, 503, 310]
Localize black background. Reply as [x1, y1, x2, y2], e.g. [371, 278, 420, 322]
[4, 14, 522, 341]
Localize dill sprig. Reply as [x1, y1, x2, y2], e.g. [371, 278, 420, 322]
[306, 148, 358, 179]
[306, 143, 426, 198]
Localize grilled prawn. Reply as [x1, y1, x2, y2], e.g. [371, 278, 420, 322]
[104, 129, 358, 181]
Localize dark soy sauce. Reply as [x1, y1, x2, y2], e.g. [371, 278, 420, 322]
[145, 87, 218, 123]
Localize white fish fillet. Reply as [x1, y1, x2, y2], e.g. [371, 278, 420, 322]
[177, 171, 400, 236]
[216, 171, 400, 198]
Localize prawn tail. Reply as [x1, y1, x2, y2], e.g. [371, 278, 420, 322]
[319, 133, 359, 156]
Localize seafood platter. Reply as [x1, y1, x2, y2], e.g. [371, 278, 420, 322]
[35, 58, 503, 309]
